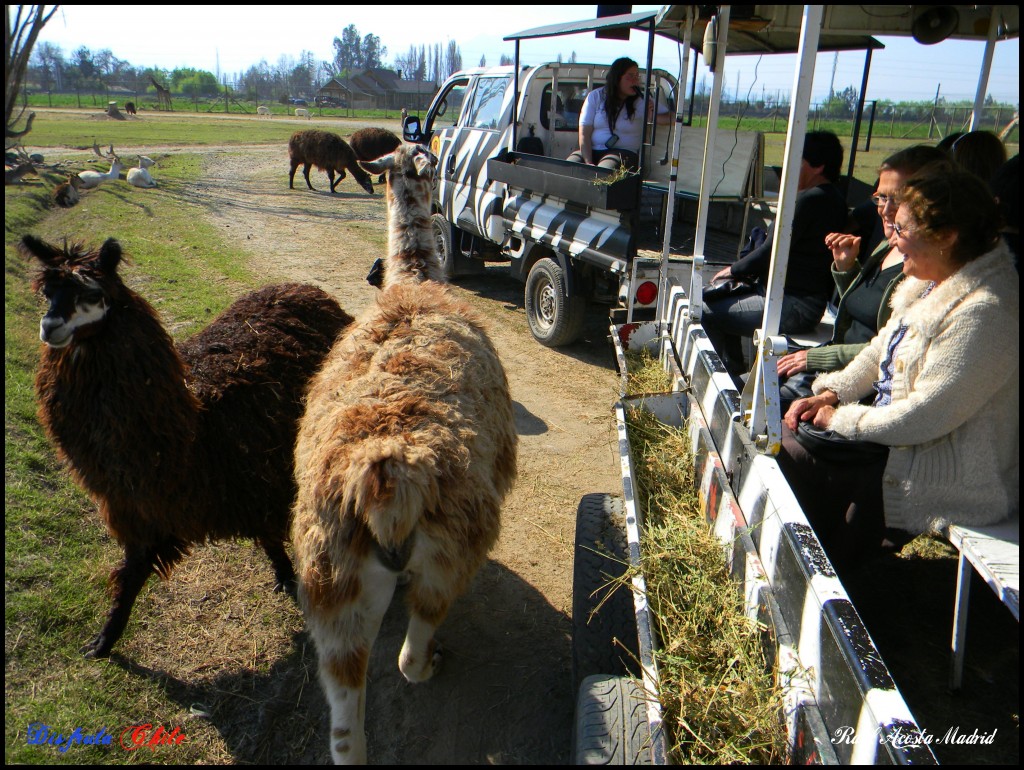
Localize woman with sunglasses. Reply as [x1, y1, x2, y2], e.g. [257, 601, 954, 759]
[566, 57, 670, 171]
[776, 145, 952, 405]
[779, 168, 1018, 569]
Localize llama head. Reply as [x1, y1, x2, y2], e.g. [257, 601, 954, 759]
[21, 235, 124, 348]
[359, 144, 437, 209]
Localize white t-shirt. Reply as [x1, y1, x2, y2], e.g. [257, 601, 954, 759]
[579, 86, 668, 152]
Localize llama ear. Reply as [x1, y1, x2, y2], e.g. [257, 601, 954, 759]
[411, 147, 438, 176]
[360, 153, 395, 176]
[19, 235, 62, 266]
[98, 238, 123, 273]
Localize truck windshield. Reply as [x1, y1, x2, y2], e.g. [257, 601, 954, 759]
[467, 76, 512, 130]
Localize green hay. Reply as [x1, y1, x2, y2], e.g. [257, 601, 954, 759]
[624, 348, 671, 395]
[624, 406, 788, 764]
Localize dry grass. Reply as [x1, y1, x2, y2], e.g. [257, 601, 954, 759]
[624, 406, 788, 764]
[623, 348, 671, 395]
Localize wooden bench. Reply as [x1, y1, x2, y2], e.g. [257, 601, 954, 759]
[945, 512, 1020, 690]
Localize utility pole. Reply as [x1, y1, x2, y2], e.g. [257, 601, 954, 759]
[828, 51, 838, 99]
[928, 83, 941, 139]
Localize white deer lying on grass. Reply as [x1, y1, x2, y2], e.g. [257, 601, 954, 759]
[77, 142, 122, 189]
[127, 155, 157, 188]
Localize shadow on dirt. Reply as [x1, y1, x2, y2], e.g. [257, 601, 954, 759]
[113, 558, 574, 764]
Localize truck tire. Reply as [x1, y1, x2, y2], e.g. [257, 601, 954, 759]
[573, 674, 653, 765]
[572, 493, 640, 692]
[431, 213, 457, 279]
[525, 257, 586, 347]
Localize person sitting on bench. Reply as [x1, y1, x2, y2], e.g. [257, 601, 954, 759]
[776, 145, 953, 406]
[701, 131, 848, 378]
[566, 57, 669, 172]
[779, 169, 1018, 570]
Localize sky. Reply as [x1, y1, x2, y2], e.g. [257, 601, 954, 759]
[34, 5, 1020, 105]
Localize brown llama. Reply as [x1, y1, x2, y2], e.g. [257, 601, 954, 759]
[288, 129, 373, 195]
[292, 143, 517, 764]
[348, 126, 401, 187]
[22, 235, 354, 658]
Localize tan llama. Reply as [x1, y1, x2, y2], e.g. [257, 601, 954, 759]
[292, 143, 517, 764]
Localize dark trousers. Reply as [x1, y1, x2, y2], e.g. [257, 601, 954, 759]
[566, 148, 640, 171]
[777, 424, 904, 571]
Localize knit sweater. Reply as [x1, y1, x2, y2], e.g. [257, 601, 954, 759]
[803, 240, 905, 372]
[812, 242, 1019, 533]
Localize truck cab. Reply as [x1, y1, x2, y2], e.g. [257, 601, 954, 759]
[404, 63, 677, 346]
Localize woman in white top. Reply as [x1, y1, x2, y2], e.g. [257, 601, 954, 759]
[567, 57, 670, 171]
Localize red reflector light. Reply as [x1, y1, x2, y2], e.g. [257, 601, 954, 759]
[634, 280, 658, 305]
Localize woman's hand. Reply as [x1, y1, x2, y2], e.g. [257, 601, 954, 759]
[784, 390, 839, 431]
[710, 266, 733, 283]
[777, 349, 808, 377]
[824, 232, 862, 272]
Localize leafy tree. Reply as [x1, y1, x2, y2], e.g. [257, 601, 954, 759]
[361, 33, 386, 69]
[333, 24, 361, 73]
[30, 40, 65, 91]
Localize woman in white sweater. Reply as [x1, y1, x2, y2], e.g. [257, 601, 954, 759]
[780, 169, 1018, 567]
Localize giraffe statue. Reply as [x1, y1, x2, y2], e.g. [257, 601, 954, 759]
[150, 76, 173, 111]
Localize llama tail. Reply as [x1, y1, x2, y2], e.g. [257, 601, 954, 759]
[339, 436, 442, 549]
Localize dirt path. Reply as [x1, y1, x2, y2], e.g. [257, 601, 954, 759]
[175, 139, 623, 763]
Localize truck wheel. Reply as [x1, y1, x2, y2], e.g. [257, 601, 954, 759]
[525, 257, 586, 347]
[431, 213, 456, 279]
[573, 674, 653, 765]
[572, 493, 640, 692]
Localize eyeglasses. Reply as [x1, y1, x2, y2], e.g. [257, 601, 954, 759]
[870, 193, 896, 207]
[892, 221, 914, 239]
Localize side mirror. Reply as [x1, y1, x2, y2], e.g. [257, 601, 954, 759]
[403, 115, 422, 143]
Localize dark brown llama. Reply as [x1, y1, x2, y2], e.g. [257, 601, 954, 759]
[292, 144, 517, 763]
[22, 235, 354, 658]
[288, 129, 373, 195]
[348, 127, 402, 187]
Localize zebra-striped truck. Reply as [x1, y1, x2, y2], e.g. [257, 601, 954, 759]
[403, 64, 677, 347]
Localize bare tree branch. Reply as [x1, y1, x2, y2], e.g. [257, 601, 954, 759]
[6, 5, 59, 141]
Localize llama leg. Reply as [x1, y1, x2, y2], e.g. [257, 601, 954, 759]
[398, 576, 451, 683]
[289, 160, 300, 189]
[327, 170, 337, 193]
[83, 540, 162, 658]
[306, 554, 398, 765]
[260, 538, 296, 594]
[303, 163, 315, 190]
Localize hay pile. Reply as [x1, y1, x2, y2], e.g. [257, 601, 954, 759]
[624, 405, 787, 764]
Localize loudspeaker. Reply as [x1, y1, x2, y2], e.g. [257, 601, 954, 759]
[911, 6, 959, 45]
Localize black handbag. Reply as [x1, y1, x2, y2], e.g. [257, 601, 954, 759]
[794, 422, 889, 464]
[703, 277, 756, 302]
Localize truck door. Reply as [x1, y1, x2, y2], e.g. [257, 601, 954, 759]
[438, 74, 514, 243]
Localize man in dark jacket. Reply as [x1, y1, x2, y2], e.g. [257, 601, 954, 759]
[702, 131, 848, 377]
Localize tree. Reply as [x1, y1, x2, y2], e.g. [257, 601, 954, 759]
[361, 33, 386, 69]
[499, 54, 513, 66]
[444, 40, 462, 80]
[333, 24, 361, 73]
[7, 4, 59, 141]
[30, 40, 64, 91]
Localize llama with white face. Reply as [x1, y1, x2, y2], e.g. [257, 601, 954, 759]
[23, 235, 353, 658]
[292, 143, 518, 764]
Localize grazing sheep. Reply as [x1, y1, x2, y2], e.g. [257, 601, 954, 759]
[288, 129, 373, 195]
[292, 143, 517, 764]
[257, 105, 271, 118]
[22, 235, 354, 658]
[124, 101, 137, 116]
[127, 156, 157, 188]
[295, 107, 311, 120]
[53, 174, 83, 208]
[348, 127, 402, 188]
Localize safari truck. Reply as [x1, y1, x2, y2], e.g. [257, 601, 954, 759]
[402, 61, 683, 347]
